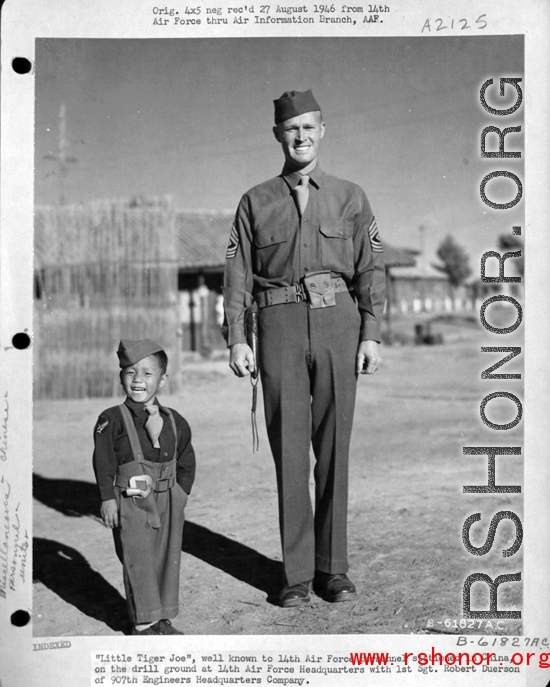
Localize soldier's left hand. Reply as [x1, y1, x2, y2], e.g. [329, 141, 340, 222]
[356, 340, 382, 375]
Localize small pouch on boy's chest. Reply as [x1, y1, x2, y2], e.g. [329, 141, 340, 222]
[303, 270, 336, 309]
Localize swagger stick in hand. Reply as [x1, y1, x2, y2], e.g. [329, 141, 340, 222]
[245, 306, 260, 452]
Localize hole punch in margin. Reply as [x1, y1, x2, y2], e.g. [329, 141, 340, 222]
[12, 332, 31, 350]
[11, 57, 33, 75]
[11, 610, 31, 627]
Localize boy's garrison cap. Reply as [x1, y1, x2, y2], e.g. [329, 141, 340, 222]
[273, 89, 321, 124]
[117, 339, 164, 368]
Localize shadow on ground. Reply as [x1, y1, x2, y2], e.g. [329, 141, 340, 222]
[33, 474, 101, 519]
[182, 521, 282, 599]
[33, 537, 129, 634]
[33, 473, 283, 616]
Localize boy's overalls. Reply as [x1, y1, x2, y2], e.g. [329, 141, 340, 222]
[112, 404, 186, 625]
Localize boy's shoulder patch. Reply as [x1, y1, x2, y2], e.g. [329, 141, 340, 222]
[95, 415, 110, 435]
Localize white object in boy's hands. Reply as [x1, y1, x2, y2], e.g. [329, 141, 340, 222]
[126, 474, 154, 498]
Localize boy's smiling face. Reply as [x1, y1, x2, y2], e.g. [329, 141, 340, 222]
[120, 354, 167, 405]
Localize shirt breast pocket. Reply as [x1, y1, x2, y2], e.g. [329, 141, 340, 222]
[319, 219, 354, 273]
[253, 226, 291, 279]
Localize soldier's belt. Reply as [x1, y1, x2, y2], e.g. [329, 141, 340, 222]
[114, 474, 176, 492]
[255, 273, 349, 310]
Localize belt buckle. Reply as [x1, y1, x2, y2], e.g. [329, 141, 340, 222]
[295, 284, 306, 303]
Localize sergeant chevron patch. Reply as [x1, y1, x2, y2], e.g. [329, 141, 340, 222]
[226, 224, 239, 259]
[367, 217, 383, 253]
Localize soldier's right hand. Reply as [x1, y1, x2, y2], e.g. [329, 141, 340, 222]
[100, 499, 119, 528]
[229, 343, 256, 377]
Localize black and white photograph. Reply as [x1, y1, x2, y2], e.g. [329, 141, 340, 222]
[1, 1, 549, 686]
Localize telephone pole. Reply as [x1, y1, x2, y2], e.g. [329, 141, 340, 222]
[44, 103, 77, 206]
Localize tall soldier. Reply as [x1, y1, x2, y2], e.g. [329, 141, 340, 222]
[222, 90, 386, 607]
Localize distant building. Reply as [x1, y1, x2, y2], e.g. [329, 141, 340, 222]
[387, 262, 455, 314]
[384, 224, 478, 315]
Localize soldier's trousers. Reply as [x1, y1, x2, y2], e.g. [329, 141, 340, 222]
[259, 289, 361, 586]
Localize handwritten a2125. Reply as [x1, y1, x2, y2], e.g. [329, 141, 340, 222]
[422, 15, 487, 32]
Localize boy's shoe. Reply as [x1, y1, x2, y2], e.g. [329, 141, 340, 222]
[131, 620, 184, 635]
[157, 619, 184, 635]
[131, 623, 162, 635]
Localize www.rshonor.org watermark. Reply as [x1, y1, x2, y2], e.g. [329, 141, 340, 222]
[462, 76, 524, 619]
[350, 648, 550, 670]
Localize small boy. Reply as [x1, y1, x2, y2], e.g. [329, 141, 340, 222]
[93, 339, 196, 635]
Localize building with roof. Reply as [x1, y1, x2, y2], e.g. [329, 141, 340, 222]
[387, 262, 455, 314]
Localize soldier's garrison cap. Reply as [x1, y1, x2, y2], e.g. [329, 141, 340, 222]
[273, 89, 321, 124]
[117, 339, 164, 368]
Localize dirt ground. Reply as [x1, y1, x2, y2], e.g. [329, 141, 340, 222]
[32, 315, 524, 637]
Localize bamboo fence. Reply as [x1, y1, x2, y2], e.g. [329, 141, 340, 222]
[34, 198, 181, 399]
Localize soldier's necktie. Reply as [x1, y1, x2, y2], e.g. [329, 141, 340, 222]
[144, 404, 163, 448]
[294, 174, 310, 216]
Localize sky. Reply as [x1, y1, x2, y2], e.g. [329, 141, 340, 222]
[34, 36, 524, 264]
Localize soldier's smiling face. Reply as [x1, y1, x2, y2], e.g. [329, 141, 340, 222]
[273, 110, 325, 171]
[120, 354, 167, 405]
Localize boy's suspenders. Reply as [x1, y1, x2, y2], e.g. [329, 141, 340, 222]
[118, 404, 178, 462]
[116, 404, 179, 529]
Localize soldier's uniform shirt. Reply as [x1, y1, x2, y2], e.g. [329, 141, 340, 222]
[223, 164, 386, 587]
[93, 397, 196, 501]
[223, 164, 386, 345]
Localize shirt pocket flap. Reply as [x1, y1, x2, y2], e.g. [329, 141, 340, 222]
[254, 226, 289, 248]
[320, 219, 354, 239]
